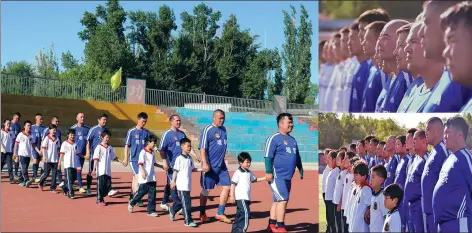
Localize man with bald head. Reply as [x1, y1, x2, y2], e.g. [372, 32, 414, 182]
[441, 1, 472, 112]
[422, 117, 448, 233]
[376, 20, 413, 113]
[384, 135, 400, 187]
[421, 0, 471, 112]
[398, 21, 444, 113]
[70, 113, 90, 193]
[361, 21, 387, 112]
[198, 109, 231, 223]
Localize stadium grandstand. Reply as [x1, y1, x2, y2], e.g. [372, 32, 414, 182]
[1, 74, 318, 164]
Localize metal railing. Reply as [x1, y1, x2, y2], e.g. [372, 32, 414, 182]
[1, 74, 317, 116]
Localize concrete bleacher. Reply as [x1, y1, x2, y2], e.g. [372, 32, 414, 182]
[175, 108, 318, 163]
[1, 94, 169, 160]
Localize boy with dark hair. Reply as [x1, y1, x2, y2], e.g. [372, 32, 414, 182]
[350, 162, 372, 232]
[14, 120, 33, 187]
[342, 153, 357, 232]
[169, 137, 203, 227]
[61, 129, 80, 198]
[229, 152, 266, 233]
[128, 134, 160, 217]
[325, 151, 340, 233]
[333, 152, 347, 232]
[92, 129, 123, 206]
[369, 165, 389, 232]
[383, 184, 403, 233]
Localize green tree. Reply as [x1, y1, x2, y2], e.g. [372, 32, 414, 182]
[35, 44, 59, 78]
[61, 51, 79, 70]
[304, 83, 318, 105]
[281, 5, 312, 103]
[2, 61, 35, 77]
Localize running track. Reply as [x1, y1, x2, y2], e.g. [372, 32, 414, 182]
[1, 170, 318, 232]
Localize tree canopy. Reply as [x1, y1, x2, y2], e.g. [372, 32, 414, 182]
[2, 1, 317, 105]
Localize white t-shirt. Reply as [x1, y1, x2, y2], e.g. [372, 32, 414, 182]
[346, 184, 360, 224]
[342, 173, 354, 210]
[137, 148, 157, 184]
[370, 189, 389, 233]
[42, 136, 60, 163]
[323, 62, 346, 112]
[93, 144, 116, 177]
[350, 186, 372, 232]
[1, 129, 13, 153]
[231, 167, 257, 201]
[60, 140, 79, 169]
[382, 208, 401, 233]
[322, 166, 332, 193]
[16, 131, 33, 157]
[325, 167, 340, 201]
[333, 169, 348, 205]
[173, 154, 195, 191]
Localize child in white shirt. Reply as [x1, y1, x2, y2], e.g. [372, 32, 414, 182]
[382, 184, 403, 233]
[61, 129, 81, 198]
[128, 134, 162, 217]
[14, 120, 34, 187]
[92, 129, 123, 206]
[229, 152, 266, 233]
[325, 151, 340, 233]
[341, 153, 357, 232]
[169, 138, 202, 227]
[38, 124, 61, 192]
[333, 151, 347, 232]
[369, 165, 389, 233]
[350, 162, 372, 232]
[1, 119, 15, 183]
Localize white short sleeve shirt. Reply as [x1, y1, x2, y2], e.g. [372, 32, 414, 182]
[370, 189, 389, 233]
[93, 144, 116, 176]
[231, 167, 257, 201]
[60, 140, 79, 169]
[137, 148, 156, 184]
[350, 186, 373, 232]
[325, 167, 340, 201]
[342, 173, 354, 210]
[42, 136, 60, 163]
[173, 154, 194, 191]
[16, 131, 34, 157]
[383, 208, 402, 233]
[333, 169, 348, 205]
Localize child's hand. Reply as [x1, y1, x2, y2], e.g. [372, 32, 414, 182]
[141, 172, 146, 180]
[336, 204, 341, 212]
[229, 196, 235, 204]
[364, 208, 371, 224]
[92, 170, 97, 177]
[170, 181, 175, 190]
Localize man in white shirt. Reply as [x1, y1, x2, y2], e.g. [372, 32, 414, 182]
[323, 33, 345, 112]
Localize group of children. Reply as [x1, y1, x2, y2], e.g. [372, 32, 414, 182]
[322, 116, 472, 233]
[324, 149, 406, 233]
[1, 113, 267, 231]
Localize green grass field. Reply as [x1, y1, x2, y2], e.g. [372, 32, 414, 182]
[319, 174, 326, 232]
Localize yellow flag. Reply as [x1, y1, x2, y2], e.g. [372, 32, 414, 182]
[110, 67, 122, 91]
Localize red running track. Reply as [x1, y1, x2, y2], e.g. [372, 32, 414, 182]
[1, 170, 318, 232]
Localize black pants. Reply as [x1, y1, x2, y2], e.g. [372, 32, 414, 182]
[326, 200, 336, 233]
[130, 182, 157, 214]
[1, 152, 14, 181]
[63, 168, 77, 197]
[18, 156, 31, 183]
[97, 175, 112, 203]
[39, 162, 58, 190]
[342, 210, 348, 233]
[163, 168, 180, 205]
[232, 200, 251, 233]
[335, 204, 343, 233]
[171, 190, 192, 225]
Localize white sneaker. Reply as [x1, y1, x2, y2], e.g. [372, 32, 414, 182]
[178, 209, 183, 215]
[128, 204, 134, 213]
[59, 182, 64, 187]
[108, 189, 119, 197]
[160, 203, 170, 211]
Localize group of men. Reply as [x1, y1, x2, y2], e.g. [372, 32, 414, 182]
[1, 109, 304, 233]
[319, 1, 472, 113]
[322, 116, 472, 232]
